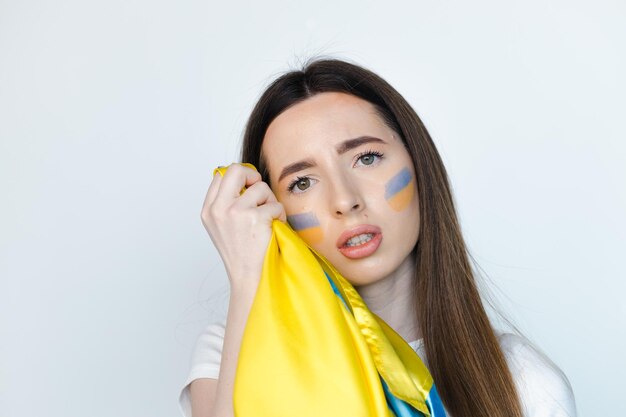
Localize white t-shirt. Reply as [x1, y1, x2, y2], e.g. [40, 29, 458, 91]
[178, 320, 577, 417]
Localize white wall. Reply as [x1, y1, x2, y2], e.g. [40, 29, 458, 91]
[1, 0, 624, 416]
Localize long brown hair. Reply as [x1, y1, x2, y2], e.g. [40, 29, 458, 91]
[240, 56, 524, 417]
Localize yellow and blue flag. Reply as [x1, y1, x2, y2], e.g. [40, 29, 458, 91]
[214, 163, 447, 417]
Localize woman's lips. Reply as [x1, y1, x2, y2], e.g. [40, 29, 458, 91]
[336, 224, 383, 259]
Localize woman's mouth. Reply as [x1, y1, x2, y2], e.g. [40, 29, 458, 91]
[345, 233, 375, 246]
[337, 225, 383, 259]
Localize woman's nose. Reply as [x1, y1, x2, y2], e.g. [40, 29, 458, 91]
[330, 174, 365, 216]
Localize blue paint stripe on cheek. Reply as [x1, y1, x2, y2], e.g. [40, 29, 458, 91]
[286, 212, 320, 230]
[385, 167, 412, 199]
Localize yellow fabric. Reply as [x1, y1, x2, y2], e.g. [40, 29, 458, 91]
[213, 163, 436, 416]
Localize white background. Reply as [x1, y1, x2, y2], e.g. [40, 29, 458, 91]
[1, 1, 624, 416]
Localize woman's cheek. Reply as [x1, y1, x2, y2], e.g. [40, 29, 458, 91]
[286, 211, 324, 244]
[384, 167, 415, 212]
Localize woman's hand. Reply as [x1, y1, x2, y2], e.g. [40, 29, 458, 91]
[197, 163, 285, 417]
[200, 163, 286, 290]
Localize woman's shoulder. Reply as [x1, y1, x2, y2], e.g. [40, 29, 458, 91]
[190, 323, 577, 416]
[178, 320, 227, 417]
[196, 319, 226, 348]
[182, 319, 227, 382]
[495, 332, 578, 417]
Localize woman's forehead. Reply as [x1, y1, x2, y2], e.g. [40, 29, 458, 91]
[265, 92, 380, 136]
[261, 93, 391, 165]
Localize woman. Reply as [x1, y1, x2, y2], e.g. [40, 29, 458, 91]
[179, 57, 577, 417]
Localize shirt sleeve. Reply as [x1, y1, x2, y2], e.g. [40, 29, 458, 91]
[499, 333, 578, 417]
[178, 320, 226, 417]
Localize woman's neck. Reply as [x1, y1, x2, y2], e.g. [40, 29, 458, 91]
[355, 250, 422, 343]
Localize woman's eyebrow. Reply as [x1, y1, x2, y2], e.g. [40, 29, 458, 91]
[335, 136, 386, 154]
[277, 136, 387, 183]
[278, 159, 316, 183]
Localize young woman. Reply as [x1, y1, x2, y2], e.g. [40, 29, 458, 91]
[179, 58, 577, 417]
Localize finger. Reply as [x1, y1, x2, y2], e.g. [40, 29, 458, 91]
[236, 181, 277, 208]
[217, 164, 262, 201]
[203, 169, 224, 209]
[257, 201, 287, 223]
[264, 187, 279, 203]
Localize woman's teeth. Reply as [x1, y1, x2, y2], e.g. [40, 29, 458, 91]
[345, 233, 374, 247]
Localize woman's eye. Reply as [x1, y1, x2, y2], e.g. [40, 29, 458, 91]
[287, 176, 315, 194]
[295, 178, 310, 190]
[356, 151, 384, 167]
[360, 154, 376, 165]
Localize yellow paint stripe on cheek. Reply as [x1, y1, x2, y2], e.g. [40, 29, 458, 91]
[287, 212, 324, 245]
[296, 227, 324, 244]
[387, 180, 415, 211]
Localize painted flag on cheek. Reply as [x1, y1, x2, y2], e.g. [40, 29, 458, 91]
[214, 163, 447, 417]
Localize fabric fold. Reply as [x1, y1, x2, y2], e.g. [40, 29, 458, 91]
[213, 163, 446, 417]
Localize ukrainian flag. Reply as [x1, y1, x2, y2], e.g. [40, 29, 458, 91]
[214, 164, 447, 417]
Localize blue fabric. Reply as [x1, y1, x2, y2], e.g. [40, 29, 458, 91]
[324, 271, 447, 417]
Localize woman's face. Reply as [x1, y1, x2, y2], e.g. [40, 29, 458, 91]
[261, 92, 420, 286]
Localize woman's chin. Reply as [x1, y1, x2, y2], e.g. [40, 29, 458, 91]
[338, 268, 388, 288]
